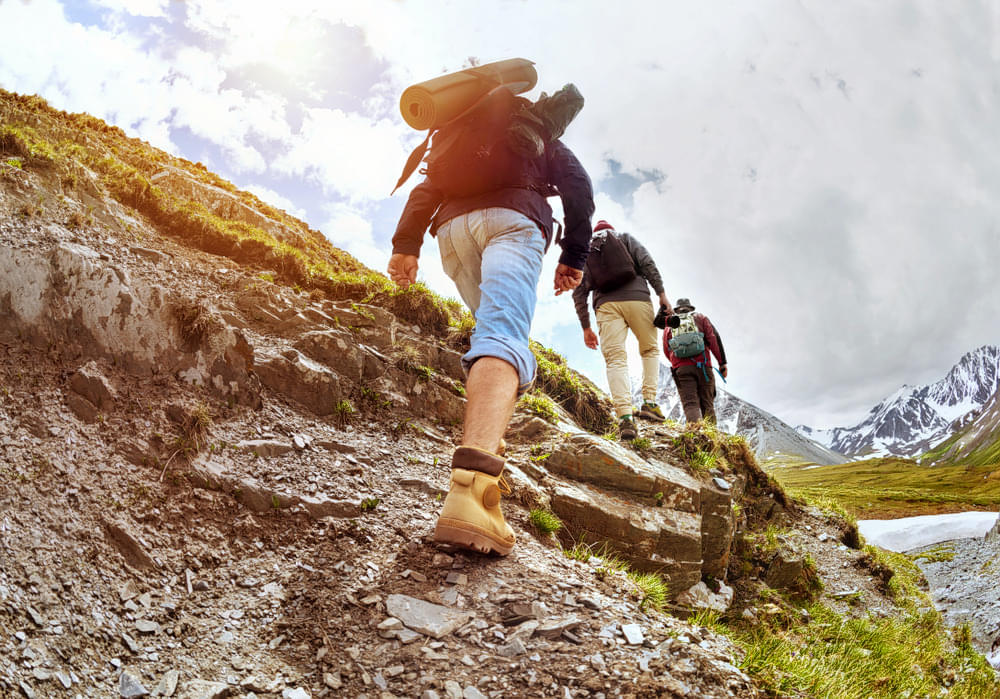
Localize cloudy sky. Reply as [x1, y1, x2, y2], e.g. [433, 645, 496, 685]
[2, 0, 998, 429]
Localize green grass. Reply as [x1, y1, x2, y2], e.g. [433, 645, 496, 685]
[627, 570, 668, 612]
[715, 541, 998, 698]
[689, 449, 717, 472]
[911, 543, 956, 564]
[530, 341, 613, 434]
[518, 391, 559, 423]
[528, 508, 562, 535]
[334, 399, 354, 421]
[729, 602, 998, 698]
[0, 124, 58, 163]
[630, 437, 652, 452]
[773, 457, 1000, 518]
[560, 537, 627, 572]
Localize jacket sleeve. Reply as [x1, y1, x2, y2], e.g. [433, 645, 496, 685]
[698, 314, 724, 366]
[391, 179, 444, 257]
[710, 321, 728, 366]
[620, 233, 664, 295]
[546, 141, 595, 270]
[572, 266, 593, 329]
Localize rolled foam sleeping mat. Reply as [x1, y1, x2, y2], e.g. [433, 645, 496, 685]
[400, 58, 537, 131]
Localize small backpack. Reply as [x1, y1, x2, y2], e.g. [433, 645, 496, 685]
[586, 232, 637, 292]
[668, 312, 706, 359]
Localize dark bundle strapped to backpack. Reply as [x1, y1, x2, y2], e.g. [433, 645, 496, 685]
[392, 59, 584, 197]
[585, 231, 637, 292]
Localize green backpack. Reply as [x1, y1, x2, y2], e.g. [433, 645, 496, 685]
[668, 312, 706, 359]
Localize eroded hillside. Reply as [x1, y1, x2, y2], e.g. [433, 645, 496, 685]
[2, 90, 998, 699]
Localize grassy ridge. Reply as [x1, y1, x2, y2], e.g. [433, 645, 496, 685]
[0, 88, 614, 433]
[922, 428, 1000, 469]
[772, 457, 1000, 519]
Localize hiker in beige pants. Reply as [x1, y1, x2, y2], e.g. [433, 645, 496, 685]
[596, 300, 660, 417]
[573, 220, 671, 440]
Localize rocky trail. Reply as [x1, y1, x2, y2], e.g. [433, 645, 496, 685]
[909, 517, 1000, 670]
[2, 90, 998, 698]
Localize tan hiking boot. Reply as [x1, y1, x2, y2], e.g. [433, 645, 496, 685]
[434, 446, 515, 556]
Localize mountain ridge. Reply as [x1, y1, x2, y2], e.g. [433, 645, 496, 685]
[796, 345, 1000, 459]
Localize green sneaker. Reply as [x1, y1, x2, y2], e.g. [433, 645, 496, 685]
[619, 415, 638, 441]
[637, 401, 666, 422]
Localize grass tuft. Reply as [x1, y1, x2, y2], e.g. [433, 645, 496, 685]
[528, 508, 562, 535]
[530, 341, 613, 434]
[518, 391, 559, 423]
[627, 570, 669, 612]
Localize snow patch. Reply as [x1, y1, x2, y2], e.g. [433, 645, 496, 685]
[858, 512, 1000, 552]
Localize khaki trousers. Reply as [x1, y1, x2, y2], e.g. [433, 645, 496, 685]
[595, 299, 659, 417]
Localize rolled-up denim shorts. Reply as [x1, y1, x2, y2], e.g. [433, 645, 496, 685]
[436, 207, 546, 393]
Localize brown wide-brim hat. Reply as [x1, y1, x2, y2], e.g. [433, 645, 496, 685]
[674, 298, 695, 312]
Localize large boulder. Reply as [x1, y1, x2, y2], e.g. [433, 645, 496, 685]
[550, 479, 702, 590]
[294, 328, 365, 382]
[0, 242, 259, 406]
[985, 515, 1000, 543]
[700, 479, 737, 580]
[254, 349, 342, 415]
[546, 433, 701, 512]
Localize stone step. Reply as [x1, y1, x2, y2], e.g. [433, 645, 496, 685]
[254, 349, 342, 416]
[549, 479, 702, 592]
[545, 433, 701, 513]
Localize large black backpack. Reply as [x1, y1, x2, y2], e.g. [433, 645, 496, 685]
[392, 87, 531, 198]
[425, 87, 529, 197]
[586, 232, 637, 292]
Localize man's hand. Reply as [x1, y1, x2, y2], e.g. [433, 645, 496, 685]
[658, 292, 673, 315]
[387, 253, 419, 289]
[554, 264, 583, 295]
[583, 327, 599, 350]
[720, 365, 728, 379]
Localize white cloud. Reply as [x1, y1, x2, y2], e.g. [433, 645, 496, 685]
[274, 107, 410, 203]
[320, 202, 382, 272]
[91, 0, 169, 18]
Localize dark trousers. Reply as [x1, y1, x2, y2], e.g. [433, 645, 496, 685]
[672, 364, 716, 424]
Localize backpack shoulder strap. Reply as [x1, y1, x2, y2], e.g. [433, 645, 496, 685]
[392, 131, 433, 195]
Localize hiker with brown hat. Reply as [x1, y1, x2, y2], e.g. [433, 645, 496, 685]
[663, 298, 728, 424]
[572, 220, 672, 440]
[388, 61, 594, 556]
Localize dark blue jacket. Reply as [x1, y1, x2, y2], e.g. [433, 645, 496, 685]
[391, 139, 595, 270]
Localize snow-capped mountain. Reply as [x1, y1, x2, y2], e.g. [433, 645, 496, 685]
[797, 345, 1000, 459]
[636, 364, 845, 466]
[922, 384, 1000, 467]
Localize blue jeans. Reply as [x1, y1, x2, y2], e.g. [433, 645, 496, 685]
[436, 208, 546, 393]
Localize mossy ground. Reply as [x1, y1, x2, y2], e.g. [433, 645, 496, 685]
[772, 457, 1000, 518]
